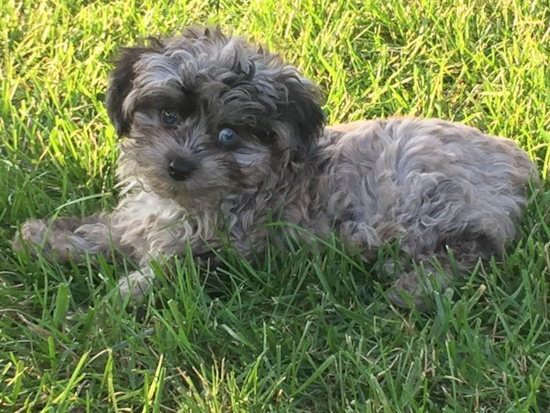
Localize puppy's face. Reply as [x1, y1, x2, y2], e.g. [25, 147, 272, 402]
[106, 27, 325, 206]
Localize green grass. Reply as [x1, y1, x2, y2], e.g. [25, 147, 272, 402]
[1, 0, 550, 411]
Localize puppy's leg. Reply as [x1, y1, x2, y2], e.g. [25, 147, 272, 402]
[387, 253, 456, 311]
[117, 265, 155, 302]
[116, 251, 219, 303]
[12, 215, 124, 263]
[387, 236, 494, 310]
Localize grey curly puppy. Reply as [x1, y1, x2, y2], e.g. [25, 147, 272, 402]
[13, 26, 538, 309]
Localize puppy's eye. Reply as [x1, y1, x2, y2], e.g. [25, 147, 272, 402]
[161, 110, 179, 125]
[218, 128, 238, 146]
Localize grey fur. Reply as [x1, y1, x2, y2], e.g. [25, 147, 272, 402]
[12, 27, 538, 310]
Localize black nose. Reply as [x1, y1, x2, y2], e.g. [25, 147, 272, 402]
[168, 158, 196, 181]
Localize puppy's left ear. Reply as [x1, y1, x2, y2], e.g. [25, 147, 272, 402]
[279, 75, 325, 160]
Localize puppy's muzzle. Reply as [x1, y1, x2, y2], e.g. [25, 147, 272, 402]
[168, 158, 196, 181]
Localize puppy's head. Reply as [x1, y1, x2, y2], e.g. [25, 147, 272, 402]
[106, 26, 325, 205]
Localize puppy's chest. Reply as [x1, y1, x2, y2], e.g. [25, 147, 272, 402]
[115, 192, 216, 249]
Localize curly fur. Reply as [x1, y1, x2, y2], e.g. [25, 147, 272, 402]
[13, 26, 538, 310]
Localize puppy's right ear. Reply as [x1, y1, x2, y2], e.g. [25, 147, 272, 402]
[106, 46, 155, 136]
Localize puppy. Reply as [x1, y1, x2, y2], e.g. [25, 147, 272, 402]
[13, 26, 538, 309]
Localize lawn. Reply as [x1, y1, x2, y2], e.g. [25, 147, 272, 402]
[1, 0, 550, 411]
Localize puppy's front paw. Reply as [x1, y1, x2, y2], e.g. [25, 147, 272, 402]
[117, 267, 154, 303]
[75, 223, 111, 250]
[12, 219, 95, 262]
[12, 219, 51, 255]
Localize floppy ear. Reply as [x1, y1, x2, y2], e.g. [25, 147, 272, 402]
[106, 46, 159, 136]
[278, 74, 325, 161]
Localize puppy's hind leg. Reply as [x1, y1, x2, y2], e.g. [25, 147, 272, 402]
[386, 236, 493, 311]
[386, 253, 456, 311]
